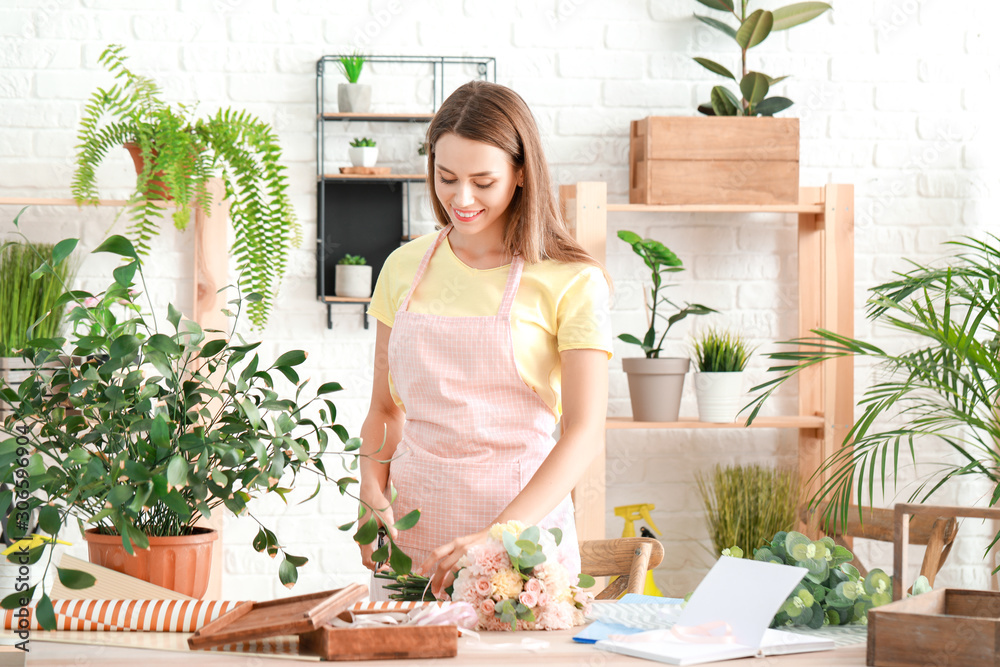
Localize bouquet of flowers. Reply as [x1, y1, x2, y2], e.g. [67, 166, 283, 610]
[451, 521, 594, 631]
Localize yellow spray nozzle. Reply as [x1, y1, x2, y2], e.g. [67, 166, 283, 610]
[613, 503, 661, 537]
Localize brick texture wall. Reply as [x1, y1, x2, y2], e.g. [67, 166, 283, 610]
[1, 0, 997, 600]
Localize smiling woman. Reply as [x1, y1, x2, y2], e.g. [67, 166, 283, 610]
[355, 81, 613, 615]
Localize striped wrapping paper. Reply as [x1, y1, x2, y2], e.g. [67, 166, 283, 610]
[3, 598, 448, 632]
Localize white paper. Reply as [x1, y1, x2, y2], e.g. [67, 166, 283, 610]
[677, 556, 807, 647]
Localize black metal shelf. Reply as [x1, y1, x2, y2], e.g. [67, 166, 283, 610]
[315, 54, 496, 329]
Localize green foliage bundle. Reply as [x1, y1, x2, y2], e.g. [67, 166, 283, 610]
[0, 222, 415, 627]
[617, 230, 714, 358]
[337, 254, 367, 266]
[746, 234, 1000, 554]
[693, 0, 831, 116]
[0, 226, 76, 357]
[744, 531, 894, 627]
[349, 137, 376, 148]
[697, 463, 798, 557]
[693, 327, 754, 372]
[338, 52, 366, 83]
[71, 44, 298, 328]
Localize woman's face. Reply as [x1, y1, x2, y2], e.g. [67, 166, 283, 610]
[433, 132, 521, 238]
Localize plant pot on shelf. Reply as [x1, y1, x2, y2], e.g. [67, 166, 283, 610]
[335, 264, 373, 299]
[338, 83, 371, 113]
[629, 116, 799, 205]
[83, 527, 218, 599]
[694, 371, 744, 424]
[622, 357, 689, 422]
[348, 146, 378, 168]
[123, 142, 171, 200]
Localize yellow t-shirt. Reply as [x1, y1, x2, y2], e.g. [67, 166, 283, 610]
[367, 231, 613, 417]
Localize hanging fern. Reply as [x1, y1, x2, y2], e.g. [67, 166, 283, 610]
[71, 44, 298, 328]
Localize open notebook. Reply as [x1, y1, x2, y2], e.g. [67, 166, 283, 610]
[596, 557, 834, 666]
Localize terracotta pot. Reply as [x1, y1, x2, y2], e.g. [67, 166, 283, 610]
[123, 142, 171, 200]
[83, 527, 217, 599]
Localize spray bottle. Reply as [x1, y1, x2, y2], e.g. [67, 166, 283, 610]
[613, 503, 664, 596]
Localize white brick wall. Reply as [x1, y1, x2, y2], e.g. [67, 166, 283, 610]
[2, 0, 998, 601]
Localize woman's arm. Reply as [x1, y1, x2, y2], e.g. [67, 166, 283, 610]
[419, 347, 608, 595]
[358, 320, 405, 571]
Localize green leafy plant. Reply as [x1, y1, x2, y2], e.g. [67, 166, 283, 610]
[349, 137, 376, 148]
[338, 51, 366, 84]
[71, 44, 299, 328]
[417, 142, 428, 156]
[617, 230, 715, 358]
[745, 234, 1000, 557]
[0, 214, 76, 357]
[693, 1, 832, 116]
[692, 327, 754, 372]
[697, 463, 798, 557]
[0, 222, 416, 628]
[337, 254, 367, 266]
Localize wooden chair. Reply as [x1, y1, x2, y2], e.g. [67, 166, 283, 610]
[799, 503, 958, 589]
[579, 537, 665, 600]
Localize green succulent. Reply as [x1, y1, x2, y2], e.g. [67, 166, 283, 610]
[337, 254, 367, 266]
[693, 0, 832, 116]
[349, 137, 376, 148]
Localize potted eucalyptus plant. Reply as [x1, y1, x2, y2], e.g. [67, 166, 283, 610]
[745, 234, 1000, 548]
[0, 222, 418, 628]
[71, 44, 298, 329]
[337, 51, 370, 113]
[617, 230, 714, 422]
[692, 327, 754, 423]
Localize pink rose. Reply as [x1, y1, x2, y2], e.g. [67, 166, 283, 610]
[524, 578, 543, 594]
[479, 598, 496, 616]
[538, 592, 551, 607]
[518, 590, 538, 608]
[474, 577, 493, 597]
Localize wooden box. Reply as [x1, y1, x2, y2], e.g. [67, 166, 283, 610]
[867, 589, 1000, 666]
[188, 584, 457, 661]
[629, 116, 799, 205]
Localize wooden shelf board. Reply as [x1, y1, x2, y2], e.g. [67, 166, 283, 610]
[322, 296, 371, 303]
[607, 203, 824, 214]
[606, 415, 825, 430]
[321, 112, 435, 122]
[320, 173, 426, 181]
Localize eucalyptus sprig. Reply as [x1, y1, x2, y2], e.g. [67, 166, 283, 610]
[693, 1, 831, 116]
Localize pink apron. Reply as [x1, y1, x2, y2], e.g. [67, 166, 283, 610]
[373, 225, 579, 599]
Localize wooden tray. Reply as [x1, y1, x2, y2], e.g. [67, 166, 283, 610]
[188, 584, 366, 650]
[867, 588, 1000, 666]
[339, 166, 391, 175]
[300, 609, 458, 661]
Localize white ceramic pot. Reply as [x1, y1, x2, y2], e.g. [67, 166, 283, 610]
[694, 371, 744, 423]
[335, 264, 373, 299]
[621, 357, 689, 422]
[337, 83, 371, 113]
[348, 146, 378, 168]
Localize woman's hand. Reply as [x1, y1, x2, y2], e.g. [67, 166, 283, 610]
[357, 485, 397, 572]
[417, 528, 490, 599]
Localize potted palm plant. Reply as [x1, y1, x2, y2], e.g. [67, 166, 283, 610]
[617, 230, 714, 422]
[0, 223, 418, 628]
[337, 51, 370, 113]
[71, 44, 298, 329]
[630, 1, 831, 205]
[745, 234, 1000, 547]
[692, 327, 754, 423]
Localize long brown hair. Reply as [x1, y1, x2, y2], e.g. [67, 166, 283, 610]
[426, 80, 608, 280]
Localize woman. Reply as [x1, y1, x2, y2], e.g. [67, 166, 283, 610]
[358, 80, 611, 600]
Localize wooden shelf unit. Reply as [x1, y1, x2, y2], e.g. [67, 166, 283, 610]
[560, 181, 855, 543]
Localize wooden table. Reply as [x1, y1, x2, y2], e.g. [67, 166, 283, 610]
[21, 629, 869, 666]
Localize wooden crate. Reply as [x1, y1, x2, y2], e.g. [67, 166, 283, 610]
[629, 116, 799, 205]
[300, 610, 458, 661]
[867, 589, 1000, 666]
